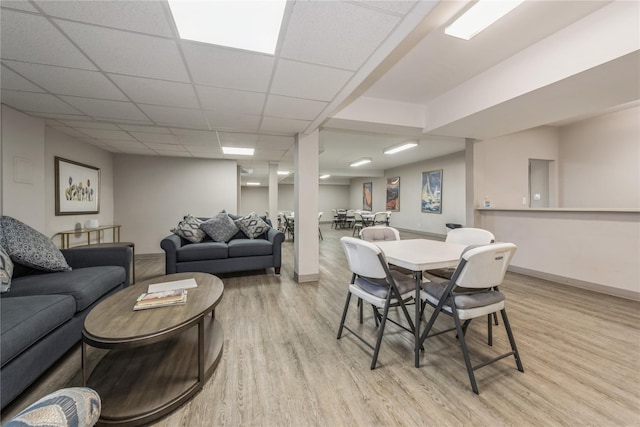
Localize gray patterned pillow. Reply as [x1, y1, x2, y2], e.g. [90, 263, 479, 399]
[171, 214, 206, 243]
[1, 246, 13, 293]
[200, 211, 239, 242]
[0, 216, 71, 272]
[234, 212, 271, 239]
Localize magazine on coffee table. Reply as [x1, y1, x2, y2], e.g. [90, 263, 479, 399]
[133, 289, 188, 311]
[147, 278, 198, 293]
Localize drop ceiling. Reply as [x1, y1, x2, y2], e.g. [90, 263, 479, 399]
[1, 0, 637, 186]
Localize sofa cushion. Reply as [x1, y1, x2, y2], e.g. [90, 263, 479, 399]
[0, 216, 71, 273]
[7, 266, 125, 312]
[177, 242, 228, 262]
[234, 212, 271, 239]
[228, 239, 273, 257]
[200, 211, 239, 242]
[1, 295, 75, 367]
[1, 246, 13, 293]
[171, 214, 206, 243]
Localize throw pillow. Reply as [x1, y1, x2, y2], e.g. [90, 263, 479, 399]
[234, 212, 271, 239]
[200, 211, 239, 242]
[171, 214, 206, 243]
[1, 246, 13, 293]
[0, 216, 71, 272]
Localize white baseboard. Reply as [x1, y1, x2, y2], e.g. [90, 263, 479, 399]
[509, 266, 640, 301]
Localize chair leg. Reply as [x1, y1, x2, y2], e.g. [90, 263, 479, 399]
[337, 292, 352, 339]
[371, 298, 392, 369]
[487, 314, 493, 346]
[319, 227, 323, 240]
[453, 312, 479, 394]
[501, 309, 524, 373]
[358, 298, 363, 324]
[493, 312, 499, 326]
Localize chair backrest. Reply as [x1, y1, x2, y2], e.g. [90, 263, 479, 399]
[340, 236, 387, 280]
[445, 227, 495, 246]
[318, 212, 323, 220]
[373, 212, 388, 223]
[453, 243, 517, 289]
[360, 226, 400, 242]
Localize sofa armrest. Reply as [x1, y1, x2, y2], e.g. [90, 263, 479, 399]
[266, 228, 285, 269]
[160, 234, 184, 274]
[61, 246, 132, 287]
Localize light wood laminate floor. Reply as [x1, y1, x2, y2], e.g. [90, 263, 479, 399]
[2, 225, 639, 426]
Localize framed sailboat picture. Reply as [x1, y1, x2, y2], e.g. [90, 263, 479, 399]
[421, 170, 442, 214]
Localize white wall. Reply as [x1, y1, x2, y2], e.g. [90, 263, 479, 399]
[45, 127, 115, 246]
[559, 106, 640, 208]
[113, 155, 237, 254]
[350, 151, 466, 236]
[1, 106, 46, 231]
[474, 126, 559, 209]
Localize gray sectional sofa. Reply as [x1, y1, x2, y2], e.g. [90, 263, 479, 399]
[0, 245, 131, 409]
[161, 213, 285, 275]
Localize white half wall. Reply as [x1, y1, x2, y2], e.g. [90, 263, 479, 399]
[113, 155, 237, 254]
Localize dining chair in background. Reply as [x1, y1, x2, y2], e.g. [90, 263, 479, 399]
[373, 211, 388, 226]
[318, 212, 323, 240]
[352, 212, 364, 237]
[337, 237, 416, 369]
[360, 226, 412, 275]
[419, 242, 524, 394]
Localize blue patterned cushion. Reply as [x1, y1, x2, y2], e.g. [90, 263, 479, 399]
[171, 214, 206, 243]
[4, 387, 101, 427]
[200, 211, 239, 242]
[234, 212, 271, 239]
[0, 216, 71, 272]
[1, 246, 13, 293]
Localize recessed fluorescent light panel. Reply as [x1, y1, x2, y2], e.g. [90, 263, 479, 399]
[384, 141, 418, 155]
[350, 158, 372, 167]
[246, 182, 261, 186]
[319, 174, 331, 179]
[168, 0, 287, 54]
[277, 170, 290, 176]
[222, 147, 254, 156]
[445, 0, 524, 40]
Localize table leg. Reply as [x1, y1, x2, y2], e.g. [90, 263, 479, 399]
[198, 317, 205, 386]
[415, 271, 422, 368]
[82, 340, 87, 386]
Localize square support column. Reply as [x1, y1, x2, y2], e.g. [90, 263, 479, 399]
[293, 130, 319, 282]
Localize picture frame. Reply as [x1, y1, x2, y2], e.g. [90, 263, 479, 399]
[421, 170, 442, 214]
[362, 182, 372, 211]
[386, 177, 400, 212]
[55, 156, 100, 215]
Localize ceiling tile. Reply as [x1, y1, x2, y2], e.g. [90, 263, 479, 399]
[117, 124, 171, 134]
[76, 128, 136, 140]
[204, 111, 260, 132]
[270, 60, 352, 101]
[138, 104, 209, 129]
[257, 135, 295, 151]
[196, 85, 266, 114]
[59, 96, 148, 121]
[0, 10, 96, 70]
[182, 42, 274, 91]
[253, 149, 288, 162]
[25, 112, 91, 121]
[60, 120, 121, 130]
[142, 141, 187, 151]
[174, 131, 217, 147]
[260, 116, 310, 134]
[48, 126, 93, 139]
[5, 61, 127, 100]
[35, 1, 173, 37]
[1, 65, 44, 92]
[154, 150, 192, 157]
[280, 2, 399, 70]
[1, 1, 38, 12]
[217, 132, 260, 144]
[360, 1, 418, 15]
[110, 74, 199, 108]
[1, 90, 81, 114]
[56, 19, 189, 82]
[130, 132, 179, 144]
[185, 145, 223, 154]
[264, 95, 328, 120]
[99, 140, 149, 150]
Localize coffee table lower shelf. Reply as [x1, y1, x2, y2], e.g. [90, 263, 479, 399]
[86, 318, 223, 426]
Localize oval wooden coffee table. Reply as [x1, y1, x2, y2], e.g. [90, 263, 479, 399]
[82, 272, 224, 426]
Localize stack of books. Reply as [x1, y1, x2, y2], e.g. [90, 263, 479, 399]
[133, 288, 188, 311]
